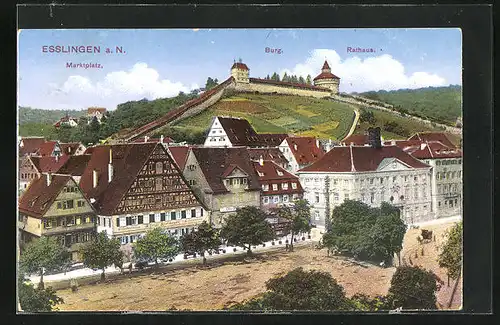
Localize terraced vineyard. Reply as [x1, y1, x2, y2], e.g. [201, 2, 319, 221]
[173, 93, 357, 140]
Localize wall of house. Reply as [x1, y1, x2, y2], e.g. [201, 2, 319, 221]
[427, 157, 463, 218]
[44, 179, 95, 218]
[204, 117, 233, 147]
[18, 215, 42, 237]
[210, 190, 261, 227]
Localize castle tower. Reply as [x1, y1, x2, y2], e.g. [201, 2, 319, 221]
[313, 60, 340, 95]
[230, 58, 250, 83]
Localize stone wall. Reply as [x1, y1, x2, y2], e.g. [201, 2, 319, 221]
[231, 82, 331, 99]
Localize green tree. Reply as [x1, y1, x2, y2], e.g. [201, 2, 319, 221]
[271, 199, 311, 252]
[387, 266, 443, 310]
[205, 77, 219, 90]
[438, 222, 462, 286]
[220, 206, 275, 256]
[19, 236, 71, 289]
[18, 276, 64, 312]
[298, 76, 305, 84]
[229, 267, 350, 310]
[180, 221, 221, 265]
[282, 72, 289, 83]
[80, 231, 123, 281]
[134, 227, 179, 268]
[369, 202, 406, 264]
[306, 74, 312, 85]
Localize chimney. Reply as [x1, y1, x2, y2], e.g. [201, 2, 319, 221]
[391, 140, 396, 146]
[108, 148, 113, 183]
[68, 147, 71, 154]
[367, 127, 382, 149]
[93, 170, 98, 188]
[259, 155, 264, 166]
[160, 135, 164, 144]
[55, 155, 59, 162]
[46, 173, 51, 186]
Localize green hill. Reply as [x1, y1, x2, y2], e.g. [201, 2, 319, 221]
[357, 85, 462, 125]
[19, 106, 86, 125]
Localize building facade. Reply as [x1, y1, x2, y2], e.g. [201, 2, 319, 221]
[18, 174, 97, 261]
[78, 143, 208, 245]
[278, 136, 325, 174]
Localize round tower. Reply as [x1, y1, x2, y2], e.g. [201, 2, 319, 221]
[230, 58, 250, 83]
[313, 60, 340, 95]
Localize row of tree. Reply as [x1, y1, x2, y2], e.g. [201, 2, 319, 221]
[264, 72, 313, 85]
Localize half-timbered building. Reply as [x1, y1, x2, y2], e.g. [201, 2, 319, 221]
[79, 142, 207, 245]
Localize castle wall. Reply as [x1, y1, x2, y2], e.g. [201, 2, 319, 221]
[314, 79, 340, 94]
[231, 82, 331, 99]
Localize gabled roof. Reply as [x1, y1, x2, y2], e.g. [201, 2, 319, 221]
[252, 160, 304, 195]
[247, 148, 289, 166]
[341, 134, 370, 146]
[60, 142, 84, 155]
[37, 141, 59, 156]
[57, 154, 92, 176]
[19, 137, 46, 156]
[216, 117, 288, 147]
[168, 146, 191, 170]
[384, 140, 462, 159]
[231, 62, 249, 71]
[298, 145, 430, 173]
[30, 155, 70, 173]
[284, 136, 325, 166]
[322, 60, 331, 70]
[19, 174, 73, 218]
[221, 164, 249, 178]
[408, 132, 456, 149]
[190, 147, 261, 194]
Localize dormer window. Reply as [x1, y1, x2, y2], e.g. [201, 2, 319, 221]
[282, 183, 288, 190]
[276, 170, 284, 176]
[272, 184, 278, 191]
[291, 182, 297, 189]
[262, 184, 269, 191]
[258, 171, 264, 177]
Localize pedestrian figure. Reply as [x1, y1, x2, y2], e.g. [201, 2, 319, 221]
[285, 243, 289, 251]
[129, 262, 132, 275]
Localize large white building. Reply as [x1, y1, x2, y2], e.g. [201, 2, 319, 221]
[297, 129, 434, 229]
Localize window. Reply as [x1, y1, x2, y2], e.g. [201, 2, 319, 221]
[381, 191, 385, 202]
[438, 201, 441, 207]
[242, 178, 247, 184]
[414, 188, 418, 199]
[414, 176, 417, 181]
[380, 178, 383, 184]
[149, 214, 155, 223]
[181, 210, 187, 219]
[333, 179, 338, 185]
[171, 212, 176, 220]
[292, 183, 297, 189]
[200, 209, 204, 217]
[344, 193, 349, 201]
[57, 202, 62, 209]
[282, 183, 288, 190]
[138, 215, 143, 224]
[188, 179, 196, 186]
[187, 165, 197, 171]
[63, 200, 74, 209]
[126, 217, 132, 226]
[361, 193, 365, 202]
[161, 213, 166, 221]
[273, 196, 279, 203]
[314, 211, 320, 221]
[263, 197, 269, 205]
[283, 195, 289, 202]
[258, 171, 264, 177]
[333, 193, 339, 201]
[315, 193, 320, 203]
[262, 184, 269, 191]
[370, 192, 374, 203]
[370, 178, 374, 185]
[272, 184, 278, 191]
[191, 209, 196, 218]
[77, 200, 85, 207]
[116, 218, 120, 227]
[277, 170, 284, 176]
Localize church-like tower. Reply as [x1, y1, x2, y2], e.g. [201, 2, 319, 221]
[313, 60, 340, 95]
[230, 59, 250, 83]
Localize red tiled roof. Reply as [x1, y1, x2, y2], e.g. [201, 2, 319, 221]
[30, 155, 70, 173]
[19, 174, 73, 218]
[167, 146, 191, 170]
[249, 78, 331, 92]
[247, 148, 289, 167]
[298, 145, 430, 173]
[384, 140, 462, 159]
[37, 141, 59, 157]
[408, 132, 457, 149]
[57, 154, 92, 176]
[131, 137, 174, 144]
[191, 147, 261, 194]
[252, 160, 303, 195]
[60, 142, 83, 155]
[322, 61, 331, 70]
[341, 134, 369, 146]
[217, 117, 289, 147]
[285, 136, 325, 166]
[231, 62, 249, 71]
[313, 71, 340, 81]
[19, 137, 46, 156]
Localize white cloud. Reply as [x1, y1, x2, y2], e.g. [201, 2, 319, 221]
[48, 62, 194, 110]
[281, 49, 446, 93]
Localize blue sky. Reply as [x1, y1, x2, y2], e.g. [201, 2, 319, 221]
[18, 28, 462, 111]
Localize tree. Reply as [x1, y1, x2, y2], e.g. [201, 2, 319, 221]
[298, 76, 305, 84]
[282, 72, 289, 83]
[229, 267, 350, 310]
[438, 222, 462, 286]
[18, 276, 64, 312]
[323, 200, 405, 264]
[220, 206, 275, 255]
[80, 231, 123, 281]
[180, 221, 221, 265]
[387, 266, 443, 310]
[306, 74, 312, 85]
[205, 77, 219, 90]
[19, 236, 71, 289]
[134, 227, 179, 268]
[271, 199, 311, 252]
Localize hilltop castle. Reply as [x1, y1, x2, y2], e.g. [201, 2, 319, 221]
[229, 59, 341, 98]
